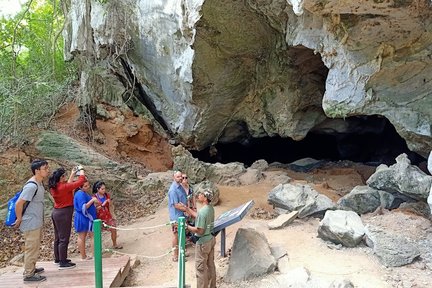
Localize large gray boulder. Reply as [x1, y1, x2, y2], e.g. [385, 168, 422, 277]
[364, 225, 420, 267]
[337, 185, 395, 214]
[268, 183, 336, 218]
[238, 167, 264, 185]
[225, 228, 276, 282]
[318, 210, 366, 247]
[367, 154, 432, 201]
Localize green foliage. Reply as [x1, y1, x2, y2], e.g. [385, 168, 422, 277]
[325, 102, 350, 119]
[0, 0, 77, 146]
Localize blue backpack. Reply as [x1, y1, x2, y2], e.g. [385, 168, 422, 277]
[5, 181, 38, 227]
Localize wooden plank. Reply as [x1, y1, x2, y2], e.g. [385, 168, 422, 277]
[109, 256, 130, 287]
[0, 255, 130, 288]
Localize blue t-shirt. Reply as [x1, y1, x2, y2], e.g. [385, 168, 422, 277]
[168, 181, 187, 221]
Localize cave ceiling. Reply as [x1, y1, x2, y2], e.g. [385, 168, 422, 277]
[63, 0, 432, 156]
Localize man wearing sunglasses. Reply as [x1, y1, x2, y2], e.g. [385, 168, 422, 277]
[167, 170, 188, 262]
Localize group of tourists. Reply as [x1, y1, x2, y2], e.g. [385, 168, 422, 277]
[14, 160, 120, 282]
[168, 170, 216, 288]
[14, 160, 215, 286]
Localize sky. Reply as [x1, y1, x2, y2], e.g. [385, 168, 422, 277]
[0, 0, 24, 18]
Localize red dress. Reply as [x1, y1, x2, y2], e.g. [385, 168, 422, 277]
[94, 192, 116, 227]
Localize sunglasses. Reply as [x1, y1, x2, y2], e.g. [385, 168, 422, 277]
[182, 176, 188, 179]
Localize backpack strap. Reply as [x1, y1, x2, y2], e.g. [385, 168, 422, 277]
[22, 181, 39, 215]
[25, 181, 39, 201]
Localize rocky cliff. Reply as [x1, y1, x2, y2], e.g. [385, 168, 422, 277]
[63, 0, 432, 156]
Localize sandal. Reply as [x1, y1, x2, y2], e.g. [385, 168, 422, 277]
[112, 245, 123, 249]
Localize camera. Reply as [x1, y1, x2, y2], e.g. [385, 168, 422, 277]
[75, 165, 84, 176]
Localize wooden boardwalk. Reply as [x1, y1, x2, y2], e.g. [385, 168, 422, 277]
[0, 255, 130, 288]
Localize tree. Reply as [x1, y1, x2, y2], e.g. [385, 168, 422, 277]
[0, 0, 77, 146]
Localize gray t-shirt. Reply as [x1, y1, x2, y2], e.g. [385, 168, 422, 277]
[19, 180, 45, 232]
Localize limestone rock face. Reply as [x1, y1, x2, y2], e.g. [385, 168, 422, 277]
[64, 0, 432, 155]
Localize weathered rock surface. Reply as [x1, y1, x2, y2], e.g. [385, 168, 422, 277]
[225, 228, 276, 282]
[268, 210, 299, 230]
[367, 153, 432, 200]
[172, 145, 246, 186]
[268, 183, 336, 218]
[63, 0, 432, 156]
[337, 185, 395, 214]
[364, 224, 421, 267]
[318, 210, 365, 247]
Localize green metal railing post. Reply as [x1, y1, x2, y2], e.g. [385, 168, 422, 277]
[94, 219, 103, 288]
[178, 217, 186, 288]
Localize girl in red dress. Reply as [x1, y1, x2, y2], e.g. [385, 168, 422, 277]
[93, 181, 122, 249]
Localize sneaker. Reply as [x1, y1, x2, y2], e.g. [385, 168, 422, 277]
[58, 262, 76, 270]
[54, 258, 72, 265]
[35, 267, 44, 274]
[24, 274, 46, 282]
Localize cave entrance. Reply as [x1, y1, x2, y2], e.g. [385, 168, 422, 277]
[191, 115, 425, 167]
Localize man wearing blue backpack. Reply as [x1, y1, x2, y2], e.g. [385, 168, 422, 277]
[14, 159, 50, 282]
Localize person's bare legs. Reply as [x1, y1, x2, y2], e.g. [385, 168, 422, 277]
[88, 232, 93, 257]
[172, 231, 178, 261]
[110, 228, 122, 248]
[77, 232, 88, 259]
[111, 228, 116, 247]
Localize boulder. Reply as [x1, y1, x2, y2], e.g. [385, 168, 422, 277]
[337, 185, 395, 214]
[287, 158, 325, 172]
[268, 183, 336, 218]
[364, 225, 420, 267]
[318, 210, 365, 247]
[225, 228, 276, 282]
[250, 159, 269, 172]
[238, 168, 263, 185]
[367, 154, 432, 201]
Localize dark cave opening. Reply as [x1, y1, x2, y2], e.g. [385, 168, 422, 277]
[191, 115, 425, 167]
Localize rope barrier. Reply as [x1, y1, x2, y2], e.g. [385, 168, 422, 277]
[104, 248, 174, 259]
[103, 220, 176, 231]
